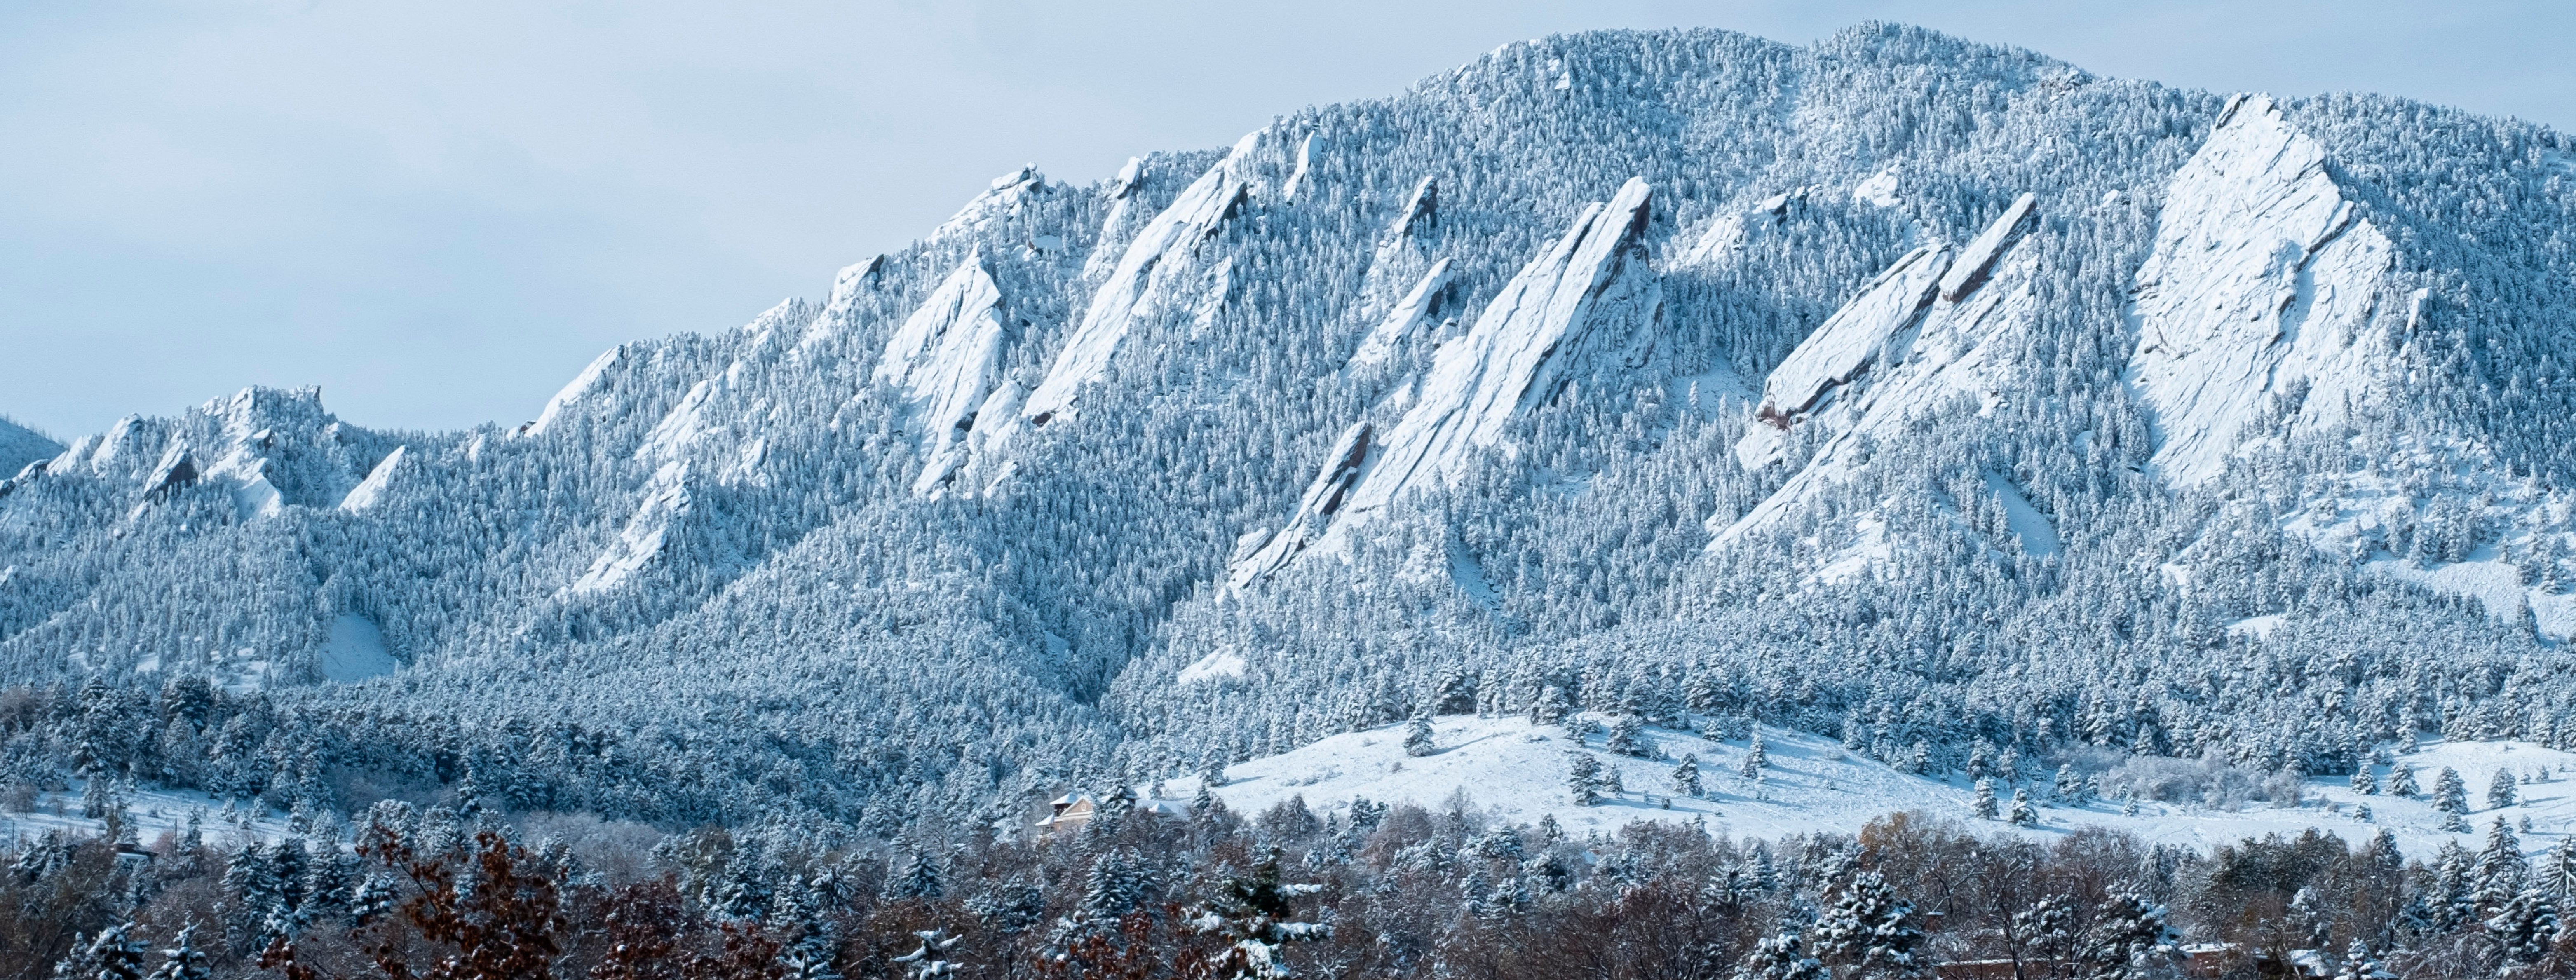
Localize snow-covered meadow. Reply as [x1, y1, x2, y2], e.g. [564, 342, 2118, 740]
[1189, 714, 2576, 860]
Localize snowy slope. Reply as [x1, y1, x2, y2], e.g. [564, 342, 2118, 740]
[1188, 714, 2576, 861]
[0, 417, 59, 478]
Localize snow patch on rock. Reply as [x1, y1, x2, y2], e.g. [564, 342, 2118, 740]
[1231, 178, 1662, 586]
[1717, 196, 2045, 549]
[572, 461, 691, 594]
[1024, 133, 1258, 429]
[877, 252, 1013, 497]
[1176, 649, 1247, 686]
[1348, 260, 1452, 369]
[2129, 94, 2399, 487]
[339, 446, 407, 513]
[1985, 470, 2061, 557]
[933, 165, 1053, 242]
[524, 345, 625, 438]
[1852, 168, 1900, 208]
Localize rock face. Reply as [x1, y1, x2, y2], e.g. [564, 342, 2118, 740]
[523, 346, 627, 438]
[573, 460, 691, 595]
[934, 166, 1054, 243]
[1348, 259, 1453, 369]
[1231, 178, 1662, 586]
[2128, 94, 2398, 487]
[1717, 193, 2043, 546]
[1022, 132, 1258, 429]
[1750, 242, 1952, 434]
[875, 252, 1012, 497]
[338, 446, 408, 513]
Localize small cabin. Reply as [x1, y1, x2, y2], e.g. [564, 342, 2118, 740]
[1034, 793, 1098, 837]
[1032, 792, 1192, 838]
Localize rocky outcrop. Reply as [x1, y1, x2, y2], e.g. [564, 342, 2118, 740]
[2128, 94, 2398, 486]
[876, 252, 1012, 496]
[933, 166, 1055, 243]
[572, 460, 690, 594]
[1023, 133, 1258, 429]
[1227, 421, 1372, 589]
[1229, 178, 1662, 586]
[1348, 260, 1453, 369]
[338, 446, 407, 513]
[143, 439, 196, 498]
[1717, 194, 2044, 546]
[1748, 243, 1951, 434]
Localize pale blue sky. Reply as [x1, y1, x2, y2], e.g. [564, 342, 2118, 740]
[5, 0, 2569, 438]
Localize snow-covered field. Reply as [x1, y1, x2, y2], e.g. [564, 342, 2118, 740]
[0, 783, 299, 851]
[1185, 715, 2576, 860]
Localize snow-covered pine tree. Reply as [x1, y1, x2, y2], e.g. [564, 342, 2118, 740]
[1733, 930, 1823, 980]
[2475, 817, 2530, 915]
[2390, 766, 2420, 798]
[1567, 750, 1603, 807]
[1606, 715, 1648, 757]
[1742, 731, 1767, 777]
[69, 922, 150, 980]
[2541, 835, 2576, 906]
[886, 851, 943, 901]
[1183, 846, 1330, 980]
[2485, 886, 2559, 970]
[2489, 768, 2519, 809]
[2435, 767, 2470, 814]
[1673, 754, 1703, 798]
[2434, 840, 2477, 930]
[2008, 788, 2038, 827]
[1403, 713, 1435, 758]
[2080, 890, 2181, 977]
[148, 923, 209, 980]
[2350, 767, 2377, 795]
[1808, 871, 1923, 975]
[1973, 778, 1999, 820]
[887, 929, 960, 980]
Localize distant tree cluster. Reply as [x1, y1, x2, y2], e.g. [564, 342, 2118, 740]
[17, 788, 2576, 979]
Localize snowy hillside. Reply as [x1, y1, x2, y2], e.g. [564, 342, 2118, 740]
[0, 416, 59, 477]
[5, 23, 2576, 840]
[1191, 714, 2576, 861]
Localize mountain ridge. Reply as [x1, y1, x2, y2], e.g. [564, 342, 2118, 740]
[3, 23, 2575, 831]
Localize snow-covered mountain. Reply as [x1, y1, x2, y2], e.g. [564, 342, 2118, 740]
[8, 24, 2576, 832]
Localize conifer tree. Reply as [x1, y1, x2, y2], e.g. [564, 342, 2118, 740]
[2008, 788, 2038, 827]
[2434, 767, 2470, 814]
[1673, 754, 1703, 798]
[1973, 778, 1999, 820]
[2389, 766, 2420, 798]
[1606, 715, 1648, 757]
[1403, 713, 1436, 758]
[1808, 871, 1922, 975]
[1567, 750, 1603, 807]
[2489, 768, 2519, 809]
[147, 923, 209, 980]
